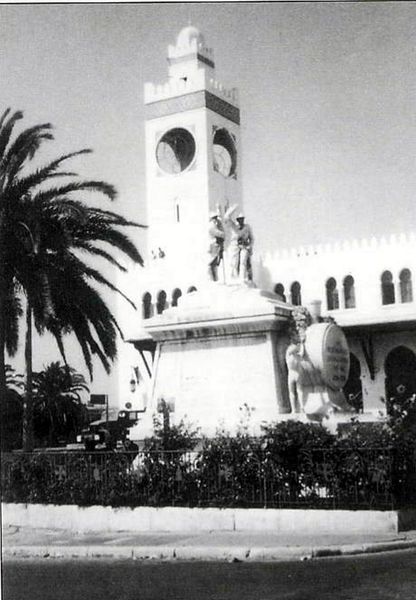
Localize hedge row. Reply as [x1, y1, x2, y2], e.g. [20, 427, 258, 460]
[2, 418, 415, 509]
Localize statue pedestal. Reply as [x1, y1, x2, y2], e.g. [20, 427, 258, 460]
[141, 283, 293, 436]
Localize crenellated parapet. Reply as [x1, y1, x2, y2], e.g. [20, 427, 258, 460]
[144, 71, 239, 106]
[261, 231, 416, 265]
[145, 25, 238, 108]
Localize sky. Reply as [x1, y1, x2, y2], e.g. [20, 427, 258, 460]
[2, 1, 416, 392]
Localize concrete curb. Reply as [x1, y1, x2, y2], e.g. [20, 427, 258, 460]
[3, 538, 416, 562]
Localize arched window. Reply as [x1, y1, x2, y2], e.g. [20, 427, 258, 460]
[326, 278, 339, 310]
[142, 292, 153, 320]
[171, 288, 182, 307]
[343, 275, 356, 309]
[156, 290, 167, 314]
[381, 270, 395, 305]
[399, 269, 413, 303]
[187, 286, 197, 293]
[290, 282, 302, 306]
[274, 283, 286, 302]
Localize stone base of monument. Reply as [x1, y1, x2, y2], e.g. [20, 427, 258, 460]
[140, 283, 293, 436]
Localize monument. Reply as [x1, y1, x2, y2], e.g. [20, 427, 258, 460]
[127, 27, 352, 438]
[139, 284, 292, 436]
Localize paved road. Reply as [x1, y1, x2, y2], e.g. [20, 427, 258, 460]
[3, 549, 416, 600]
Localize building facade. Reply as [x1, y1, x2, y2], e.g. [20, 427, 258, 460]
[260, 234, 416, 418]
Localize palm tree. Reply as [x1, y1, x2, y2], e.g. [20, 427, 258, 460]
[32, 362, 89, 446]
[0, 108, 145, 450]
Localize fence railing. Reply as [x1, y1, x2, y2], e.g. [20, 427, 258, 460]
[1, 446, 414, 509]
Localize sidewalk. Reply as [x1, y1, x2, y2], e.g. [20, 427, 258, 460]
[3, 525, 416, 562]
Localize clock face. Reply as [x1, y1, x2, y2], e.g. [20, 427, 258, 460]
[156, 128, 196, 174]
[213, 128, 237, 177]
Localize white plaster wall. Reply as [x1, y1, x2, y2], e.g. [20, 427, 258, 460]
[152, 332, 281, 435]
[261, 233, 416, 318]
[145, 108, 211, 275]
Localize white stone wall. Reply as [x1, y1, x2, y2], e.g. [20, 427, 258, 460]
[3, 503, 402, 535]
[260, 232, 416, 315]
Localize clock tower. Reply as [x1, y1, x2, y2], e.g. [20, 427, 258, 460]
[123, 26, 294, 438]
[144, 26, 243, 284]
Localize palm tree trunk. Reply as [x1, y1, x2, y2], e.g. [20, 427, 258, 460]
[0, 284, 6, 403]
[0, 209, 7, 403]
[22, 298, 34, 451]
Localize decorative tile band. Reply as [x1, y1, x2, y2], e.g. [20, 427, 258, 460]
[168, 53, 216, 70]
[146, 90, 240, 124]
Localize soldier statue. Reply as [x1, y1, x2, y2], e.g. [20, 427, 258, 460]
[224, 205, 254, 282]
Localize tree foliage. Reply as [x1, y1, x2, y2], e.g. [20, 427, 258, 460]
[0, 108, 144, 385]
[1, 362, 90, 449]
[32, 362, 89, 447]
[0, 108, 144, 449]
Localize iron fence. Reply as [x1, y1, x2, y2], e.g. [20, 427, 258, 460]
[1, 446, 414, 509]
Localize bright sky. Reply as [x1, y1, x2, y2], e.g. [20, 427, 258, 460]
[2, 2, 415, 392]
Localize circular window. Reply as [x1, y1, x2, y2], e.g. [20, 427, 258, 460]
[156, 128, 196, 174]
[213, 128, 237, 177]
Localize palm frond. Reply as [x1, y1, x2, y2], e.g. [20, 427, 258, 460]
[75, 241, 128, 271]
[0, 109, 24, 162]
[1, 124, 54, 185]
[72, 257, 137, 309]
[85, 227, 143, 266]
[0, 108, 12, 130]
[34, 180, 117, 204]
[10, 149, 92, 196]
[78, 205, 147, 228]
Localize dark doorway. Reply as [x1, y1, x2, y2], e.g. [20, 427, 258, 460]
[385, 345, 416, 403]
[343, 353, 363, 412]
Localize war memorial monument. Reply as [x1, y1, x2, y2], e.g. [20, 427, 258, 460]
[127, 26, 352, 438]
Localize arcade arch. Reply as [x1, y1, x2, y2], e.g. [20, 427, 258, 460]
[343, 275, 356, 309]
[399, 268, 413, 303]
[274, 283, 286, 302]
[171, 288, 182, 307]
[326, 277, 339, 310]
[290, 281, 302, 306]
[142, 292, 153, 319]
[381, 270, 395, 305]
[156, 290, 167, 314]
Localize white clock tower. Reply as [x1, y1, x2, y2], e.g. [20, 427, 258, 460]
[120, 26, 250, 428]
[144, 26, 243, 285]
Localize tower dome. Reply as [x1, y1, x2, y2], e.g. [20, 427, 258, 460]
[177, 25, 205, 49]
